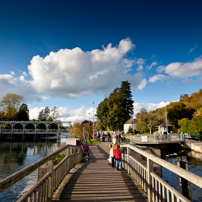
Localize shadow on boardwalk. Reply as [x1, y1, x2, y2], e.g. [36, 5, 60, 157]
[52, 142, 148, 202]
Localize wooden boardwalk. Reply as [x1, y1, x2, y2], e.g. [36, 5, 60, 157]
[52, 142, 147, 202]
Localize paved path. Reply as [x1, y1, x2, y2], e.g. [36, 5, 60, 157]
[52, 142, 147, 202]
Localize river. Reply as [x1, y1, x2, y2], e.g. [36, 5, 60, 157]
[0, 136, 68, 202]
[162, 150, 202, 202]
[0, 139, 202, 201]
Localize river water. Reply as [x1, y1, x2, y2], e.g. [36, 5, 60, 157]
[0, 139, 202, 202]
[162, 150, 202, 202]
[0, 136, 68, 202]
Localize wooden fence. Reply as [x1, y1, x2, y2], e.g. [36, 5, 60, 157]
[0, 144, 82, 202]
[121, 144, 202, 202]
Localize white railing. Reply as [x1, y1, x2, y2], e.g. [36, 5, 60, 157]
[130, 135, 184, 144]
[0, 144, 82, 202]
[121, 144, 202, 202]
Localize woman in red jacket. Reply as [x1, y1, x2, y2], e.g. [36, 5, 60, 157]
[114, 144, 123, 171]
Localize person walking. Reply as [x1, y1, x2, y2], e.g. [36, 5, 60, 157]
[108, 143, 115, 167]
[114, 144, 123, 171]
[107, 132, 111, 142]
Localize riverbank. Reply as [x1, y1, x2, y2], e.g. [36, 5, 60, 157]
[184, 139, 202, 153]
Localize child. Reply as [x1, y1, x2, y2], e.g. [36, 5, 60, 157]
[108, 144, 114, 167]
[114, 144, 123, 171]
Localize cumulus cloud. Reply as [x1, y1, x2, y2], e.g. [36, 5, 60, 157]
[164, 56, 202, 78]
[138, 79, 147, 90]
[0, 73, 42, 103]
[29, 106, 97, 124]
[28, 38, 143, 98]
[148, 74, 169, 83]
[133, 101, 169, 116]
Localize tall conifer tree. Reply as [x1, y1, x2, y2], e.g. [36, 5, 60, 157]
[121, 81, 134, 121]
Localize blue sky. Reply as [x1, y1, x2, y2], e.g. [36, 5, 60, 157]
[0, 0, 202, 123]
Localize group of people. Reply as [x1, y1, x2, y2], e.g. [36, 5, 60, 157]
[108, 143, 123, 171]
[95, 131, 124, 143]
[95, 131, 111, 142]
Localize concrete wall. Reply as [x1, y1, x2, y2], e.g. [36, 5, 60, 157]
[184, 141, 202, 153]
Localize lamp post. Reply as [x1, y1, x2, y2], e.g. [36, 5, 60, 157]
[93, 102, 95, 139]
[165, 101, 168, 134]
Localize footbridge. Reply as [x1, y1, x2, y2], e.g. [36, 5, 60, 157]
[0, 121, 71, 140]
[0, 142, 202, 202]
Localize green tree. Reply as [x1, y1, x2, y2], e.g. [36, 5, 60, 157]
[97, 98, 109, 130]
[17, 103, 29, 121]
[189, 116, 202, 136]
[135, 108, 149, 133]
[135, 109, 162, 135]
[38, 110, 45, 121]
[51, 106, 60, 121]
[0, 93, 24, 120]
[38, 106, 51, 121]
[107, 88, 125, 131]
[178, 118, 190, 133]
[0, 111, 6, 120]
[97, 81, 134, 131]
[121, 81, 134, 120]
[167, 102, 195, 128]
[180, 94, 189, 102]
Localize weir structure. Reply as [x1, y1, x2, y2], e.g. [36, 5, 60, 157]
[0, 121, 71, 140]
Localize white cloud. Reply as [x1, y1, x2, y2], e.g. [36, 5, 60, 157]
[28, 38, 142, 98]
[138, 79, 147, 90]
[157, 65, 165, 73]
[136, 58, 145, 71]
[29, 107, 43, 120]
[42, 96, 49, 100]
[29, 106, 97, 124]
[136, 58, 145, 65]
[133, 101, 169, 116]
[182, 79, 193, 83]
[10, 71, 15, 75]
[146, 61, 157, 70]
[0, 73, 42, 103]
[164, 56, 202, 78]
[137, 65, 143, 71]
[148, 74, 169, 83]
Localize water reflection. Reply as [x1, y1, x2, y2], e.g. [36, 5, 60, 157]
[162, 150, 202, 202]
[0, 138, 66, 201]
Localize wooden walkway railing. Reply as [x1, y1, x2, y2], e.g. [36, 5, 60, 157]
[1, 142, 202, 202]
[0, 144, 82, 202]
[121, 144, 202, 202]
[52, 142, 148, 202]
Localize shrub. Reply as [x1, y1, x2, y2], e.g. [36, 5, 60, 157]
[54, 153, 66, 165]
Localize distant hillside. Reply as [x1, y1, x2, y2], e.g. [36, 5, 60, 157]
[180, 89, 202, 109]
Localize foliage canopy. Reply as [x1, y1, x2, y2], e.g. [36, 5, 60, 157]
[96, 81, 134, 131]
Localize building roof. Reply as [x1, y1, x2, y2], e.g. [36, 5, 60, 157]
[157, 123, 174, 127]
[124, 118, 136, 124]
[81, 120, 92, 125]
